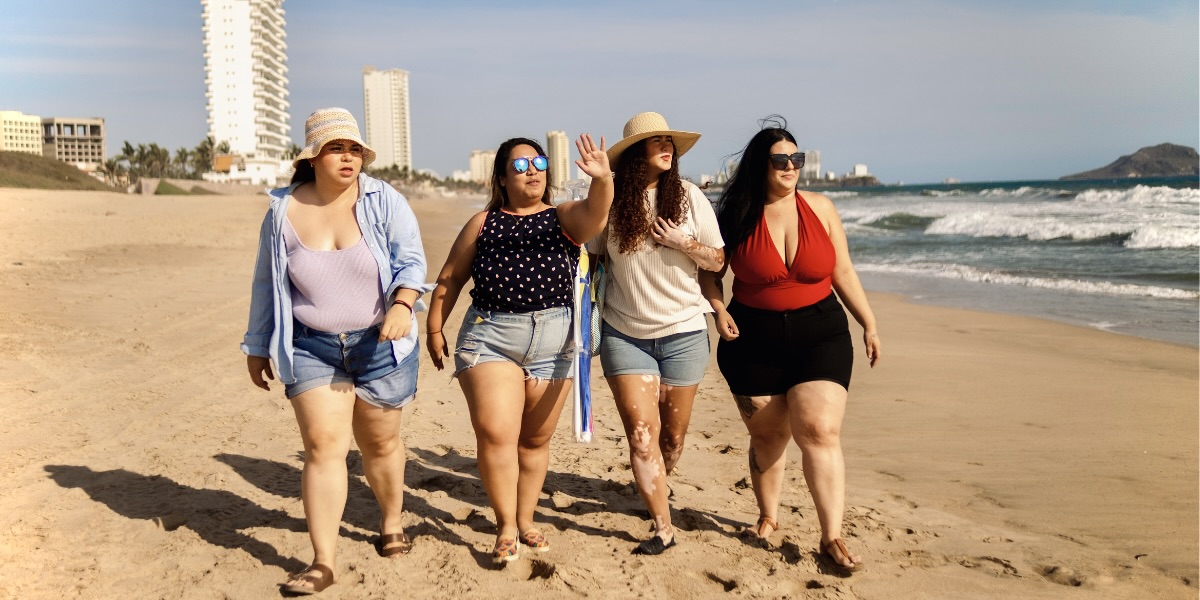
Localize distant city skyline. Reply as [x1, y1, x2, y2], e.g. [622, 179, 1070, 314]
[2, 1, 1196, 184]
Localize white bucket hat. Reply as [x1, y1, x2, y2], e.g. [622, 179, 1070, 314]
[292, 107, 376, 167]
[606, 111, 701, 165]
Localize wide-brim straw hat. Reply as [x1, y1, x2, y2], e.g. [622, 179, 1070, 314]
[606, 111, 701, 165]
[292, 107, 376, 168]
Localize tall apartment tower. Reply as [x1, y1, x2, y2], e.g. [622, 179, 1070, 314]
[469, 149, 496, 183]
[801, 149, 821, 180]
[545, 130, 569, 190]
[202, 0, 290, 184]
[362, 66, 412, 171]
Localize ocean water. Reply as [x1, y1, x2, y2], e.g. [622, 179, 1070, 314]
[713, 176, 1200, 346]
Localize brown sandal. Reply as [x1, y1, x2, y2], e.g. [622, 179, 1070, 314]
[753, 516, 779, 539]
[281, 563, 335, 596]
[375, 518, 413, 557]
[820, 538, 865, 573]
[375, 532, 413, 557]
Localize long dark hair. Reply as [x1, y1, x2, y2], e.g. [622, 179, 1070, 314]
[610, 139, 688, 254]
[486, 137, 554, 212]
[290, 159, 315, 185]
[716, 117, 797, 251]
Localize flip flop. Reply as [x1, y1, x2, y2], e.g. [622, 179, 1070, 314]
[820, 538, 865, 573]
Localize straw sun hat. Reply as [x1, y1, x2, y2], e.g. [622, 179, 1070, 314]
[606, 111, 701, 165]
[292, 107, 376, 168]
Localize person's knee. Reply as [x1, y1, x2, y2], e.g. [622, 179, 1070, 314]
[304, 431, 351, 463]
[750, 429, 790, 451]
[628, 421, 657, 460]
[358, 431, 403, 459]
[794, 419, 841, 448]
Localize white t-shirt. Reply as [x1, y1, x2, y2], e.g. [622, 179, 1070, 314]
[590, 180, 724, 339]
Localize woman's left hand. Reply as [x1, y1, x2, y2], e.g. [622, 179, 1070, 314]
[864, 330, 881, 367]
[574, 134, 611, 179]
[379, 304, 413, 341]
[651, 217, 692, 250]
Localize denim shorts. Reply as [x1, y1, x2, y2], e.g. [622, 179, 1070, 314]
[598, 321, 710, 386]
[454, 304, 573, 380]
[286, 321, 419, 409]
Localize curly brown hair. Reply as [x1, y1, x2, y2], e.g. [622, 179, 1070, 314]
[610, 140, 689, 254]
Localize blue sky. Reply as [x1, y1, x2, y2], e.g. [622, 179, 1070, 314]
[2, 0, 1196, 183]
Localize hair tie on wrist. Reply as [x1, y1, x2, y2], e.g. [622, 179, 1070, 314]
[426, 330, 441, 335]
[393, 298, 413, 312]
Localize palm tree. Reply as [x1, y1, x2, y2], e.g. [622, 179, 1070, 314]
[192, 136, 215, 175]
[174, 147, 191, 178]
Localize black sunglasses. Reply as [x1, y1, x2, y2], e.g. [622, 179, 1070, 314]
[768, 153, 805, 170]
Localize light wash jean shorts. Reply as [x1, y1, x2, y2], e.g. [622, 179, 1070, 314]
[454, 304, 573, 380]
[599, 321, 710, 387]
[285, 321, 419, 409]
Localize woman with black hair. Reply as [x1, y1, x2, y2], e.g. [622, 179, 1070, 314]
[704, 119, 880, 573]
[426, 134, 612, 564]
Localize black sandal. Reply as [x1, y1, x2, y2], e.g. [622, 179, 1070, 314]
[632, 534, 676, 555]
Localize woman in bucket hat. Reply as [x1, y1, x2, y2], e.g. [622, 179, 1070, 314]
[242, 107, 430, 594]
[425, 134, 613, 564]
[589, 112, 725, 555]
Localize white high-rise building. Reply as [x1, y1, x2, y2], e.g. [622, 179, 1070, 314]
[545, 130, 569, 191]
[362, 66, 412, 171]
[202, 0, 290, 184]
[801, 149, 821, 180]
[469, 149, 496, 183]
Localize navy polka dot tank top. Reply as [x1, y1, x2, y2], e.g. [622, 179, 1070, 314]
[470, 207, 580, 312]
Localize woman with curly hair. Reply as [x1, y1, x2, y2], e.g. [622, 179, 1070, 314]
[591, 112, 725, 555]
[704, 118, 880, 573]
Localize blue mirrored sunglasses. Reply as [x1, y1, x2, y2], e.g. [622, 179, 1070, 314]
[512, 155, 549, 173]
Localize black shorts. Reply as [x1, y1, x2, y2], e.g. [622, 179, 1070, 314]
[715, 293, 853, 396]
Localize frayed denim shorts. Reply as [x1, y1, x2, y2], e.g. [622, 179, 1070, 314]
[286, 321, 418, 409]
[453, 304, 573, 380]
[599, 321, 710, 387]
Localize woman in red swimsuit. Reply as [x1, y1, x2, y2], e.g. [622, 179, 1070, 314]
[703, 120, 880, 573]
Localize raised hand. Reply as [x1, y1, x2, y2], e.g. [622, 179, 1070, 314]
[574, 134, 611, 180]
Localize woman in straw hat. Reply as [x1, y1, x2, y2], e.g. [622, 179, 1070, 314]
[703, 118, 879, 573]
[426, 134, 612, 564]
[242, 107, 430, 594]
[590, 111, 725, 555]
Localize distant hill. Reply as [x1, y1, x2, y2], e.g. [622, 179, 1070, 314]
[0, 151, 118, 191]
[1061, 143, 1199, 180]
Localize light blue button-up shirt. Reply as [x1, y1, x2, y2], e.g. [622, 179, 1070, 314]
[240, 173, 432, 384]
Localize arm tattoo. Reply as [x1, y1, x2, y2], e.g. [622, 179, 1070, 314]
[734, 395, 757, 418]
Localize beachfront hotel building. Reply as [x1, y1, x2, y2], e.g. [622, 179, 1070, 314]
[801, 150, 821, 180]
[469, 149, 496, 183]
[0, 110, 45, 156]
[42, 117, 106, 173]
[362, 66, 412, 171]
[201, 0, 291, 185]
[545, 130, 569, 191]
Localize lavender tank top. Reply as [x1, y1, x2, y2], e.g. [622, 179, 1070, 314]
[283, 218, 385, 333]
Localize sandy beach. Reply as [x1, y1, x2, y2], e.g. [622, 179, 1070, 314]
[0, 188, 1195, 599]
